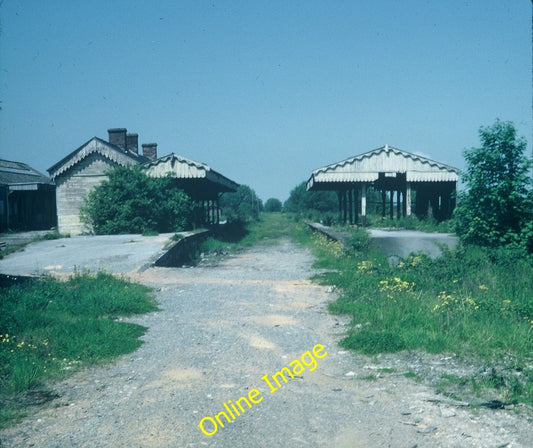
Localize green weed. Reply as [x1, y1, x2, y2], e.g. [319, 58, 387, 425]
[360, 374, 378, 381]
[200, 213, 300, 255]
[358, 214, 455, 232]
[403, 371, 421, 381]
[297, 222, 533, 406]
[0, 272, 158, 428]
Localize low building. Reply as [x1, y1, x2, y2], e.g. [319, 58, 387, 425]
[48, 129, 153, 235]
[0, 159, 56, 231]
[307, 145, 460, 224]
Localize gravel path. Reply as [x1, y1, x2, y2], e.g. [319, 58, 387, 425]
[1, 239, 531, 447]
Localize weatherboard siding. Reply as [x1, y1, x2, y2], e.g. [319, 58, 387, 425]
[55, 154, 118, 235]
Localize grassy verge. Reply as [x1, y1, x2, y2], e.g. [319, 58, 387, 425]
[0, 272, 158, 428]
[297, 223, 533, 406]
[200, 213, 298, 255]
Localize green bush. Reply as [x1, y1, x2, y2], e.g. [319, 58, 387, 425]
[81, 167, 195, 234]
[455, 120, 533, 253]
[344, 227, 372, 252]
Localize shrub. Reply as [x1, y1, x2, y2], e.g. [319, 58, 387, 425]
[81, 167, 194, 234]
[344, 227, 372, 252]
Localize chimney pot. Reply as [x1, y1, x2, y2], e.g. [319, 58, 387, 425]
[108, 128, 127, 149]
[142, 143, 158, 161]
[126, 133, 139, 154]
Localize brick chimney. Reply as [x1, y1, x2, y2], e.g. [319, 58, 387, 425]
[142, 143, 157, 161]
[108, 128, 127, 149]
[126, 133, 139, 154]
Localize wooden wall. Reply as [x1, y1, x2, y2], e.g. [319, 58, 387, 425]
[55, 154, 118, 235]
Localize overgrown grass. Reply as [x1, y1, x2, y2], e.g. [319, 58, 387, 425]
[297, 224, 533, 406]
[0, 272, 158, 428]
[200, 213, 298, 255]
[331, 214, 456, 233]
[369, 215, 456, 232]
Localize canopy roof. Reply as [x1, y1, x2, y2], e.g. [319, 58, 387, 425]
[308, 145, 459, 190]
[142, 153, 239, 199]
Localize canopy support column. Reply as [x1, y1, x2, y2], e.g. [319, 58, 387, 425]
[406, 183, 411, 217]
[361, 184, 367, 226]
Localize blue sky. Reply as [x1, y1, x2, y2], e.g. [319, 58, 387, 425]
[1, 0, 531, 202]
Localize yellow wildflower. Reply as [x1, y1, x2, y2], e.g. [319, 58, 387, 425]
[357, 260, 373, 272]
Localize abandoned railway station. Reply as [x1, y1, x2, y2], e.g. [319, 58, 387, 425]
[307, 145, 460, 225]
[47, 128, 239, 235]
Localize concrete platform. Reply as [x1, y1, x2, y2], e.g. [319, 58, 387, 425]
[308, 222, 458, 260]
[0, 233, 174, 276]
[369, 229, 458, 259]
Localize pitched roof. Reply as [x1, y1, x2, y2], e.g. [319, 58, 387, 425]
[48, 137, 149, 180]
[0, 158, 54, 190]
[142, 153, 239, 196]
[308, 145, 459, 189]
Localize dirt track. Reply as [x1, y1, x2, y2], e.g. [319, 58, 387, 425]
[1, 239, 531, 447]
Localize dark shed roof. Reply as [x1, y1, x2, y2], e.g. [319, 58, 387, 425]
[0, 159, 54, 190]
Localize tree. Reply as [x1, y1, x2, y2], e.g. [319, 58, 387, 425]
[81, 167, 194, 234]
[455, 120, 533, 252]
[219, 185, 263, 222]
[284, 181, 337, 213]
[264, 198, 282, 212]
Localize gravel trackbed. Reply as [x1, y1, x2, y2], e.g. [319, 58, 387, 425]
[1, 239, 531, 447]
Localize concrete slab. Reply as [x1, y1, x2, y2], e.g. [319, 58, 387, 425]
[0, 233, 174, 276]
[0, 231, 54, 250]
[369, 229, 458, 259]
[308, 222, 458, 260]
